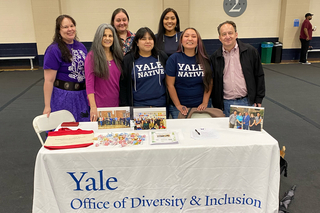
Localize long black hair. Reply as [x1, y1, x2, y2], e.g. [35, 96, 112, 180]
[131, 27, 158, 60]
[177, 28, 212, 92]
[52, 15, 78, 62]
[156, 8, 180, 51]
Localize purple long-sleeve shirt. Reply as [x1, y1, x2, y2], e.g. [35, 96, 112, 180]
[85, 51, 121, 107]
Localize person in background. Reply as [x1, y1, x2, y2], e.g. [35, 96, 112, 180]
[299, 13, 316, 64]
[249, 113, 256, 130]
[210, 21, 265, 117]
[156, 8, 182, 57]
[236, 112, 243, 129]
[99, 116, 103, 126]
[43, 15, 89, 122]
[85, 24, 123, 122]
[111, 8, 135, 55]
[254, 112, 262, 131]
[120, 27, 168, 107]
[166, 28, 213, 119]
[229, 110, 237, 128]
[243, 111, 250, 130]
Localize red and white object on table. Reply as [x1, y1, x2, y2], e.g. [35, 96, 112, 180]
[44, 128, 94, 150]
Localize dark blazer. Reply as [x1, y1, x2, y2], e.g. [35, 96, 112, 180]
[210, 39, 265, 110]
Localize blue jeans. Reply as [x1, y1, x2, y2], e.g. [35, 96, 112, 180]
[168, 105, 180, 119]
[223, 97, 251, 117]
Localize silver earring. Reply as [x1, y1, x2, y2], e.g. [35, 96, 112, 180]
[195, 46, 198, 54]
[181, 44, 184, 53]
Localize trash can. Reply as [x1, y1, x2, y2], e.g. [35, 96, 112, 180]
[271, 42, 283, 63]
[261, 42, 274, 64]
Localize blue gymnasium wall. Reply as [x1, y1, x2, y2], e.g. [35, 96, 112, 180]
[37, 42, 92, 67]
[0, 43, 38, 67]
[1, 37, 320, 67]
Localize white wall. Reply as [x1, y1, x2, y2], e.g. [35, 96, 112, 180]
[0, 0, 36, 43]
[1, 0, 319, 55]
[61, 0, 163, 41]
[190, 0, 281, 39]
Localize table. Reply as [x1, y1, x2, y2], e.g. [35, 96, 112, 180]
[32, 118, 280, 213]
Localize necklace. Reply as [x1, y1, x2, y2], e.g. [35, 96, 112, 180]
[106, 52, 113, 66]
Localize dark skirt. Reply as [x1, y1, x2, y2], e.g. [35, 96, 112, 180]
[51, 87, 90, 122]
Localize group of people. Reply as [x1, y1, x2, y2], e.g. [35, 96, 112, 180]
[229, 111, 262, 131]
[98, 116, 130, 127]
[134, 118, 166, 130]
[42, 8, 266, 122]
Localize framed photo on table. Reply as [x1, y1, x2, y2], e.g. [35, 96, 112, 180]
[97, 107, 130, 129]
[132, 107, 166, 130]
[229, 105, 265, 131]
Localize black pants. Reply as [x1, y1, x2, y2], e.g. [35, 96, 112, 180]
[299, 38, 310, 63]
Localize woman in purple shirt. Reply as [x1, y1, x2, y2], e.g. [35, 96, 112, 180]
[85, 24, 123, 122]
[43, 15, 90, 122]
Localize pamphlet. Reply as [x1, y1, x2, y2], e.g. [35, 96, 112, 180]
[190, 128, 219, 140]
[150, 131, 178, 145]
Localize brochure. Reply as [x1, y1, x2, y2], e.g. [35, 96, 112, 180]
[190, 128, 219, 140]
[150, 131, 178, 145]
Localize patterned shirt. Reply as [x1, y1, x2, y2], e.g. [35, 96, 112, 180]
[122, 30, 135, 55]
[43, 40, 87, 83]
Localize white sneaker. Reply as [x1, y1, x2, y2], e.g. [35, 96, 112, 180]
[302, 61, 311, 64]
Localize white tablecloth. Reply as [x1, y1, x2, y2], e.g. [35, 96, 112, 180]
[32, 118, 280, 213]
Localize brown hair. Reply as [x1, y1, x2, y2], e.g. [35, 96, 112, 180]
[217, 21, 237, 35]
[52, 15, 78, 62]
[110, 8, 130, 49]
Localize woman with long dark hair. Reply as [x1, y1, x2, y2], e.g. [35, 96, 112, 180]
[43, 15, 89, 121]
[111, 8, 135, 54]
[85, 24, 123, 121]
[166, 28, 213, 119]
[120, 27, 168, 107]
[156, 8, 181, 57]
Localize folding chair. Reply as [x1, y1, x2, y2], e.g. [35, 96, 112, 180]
[178, 108, 225, 119]
[32, 110, 75, 145]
